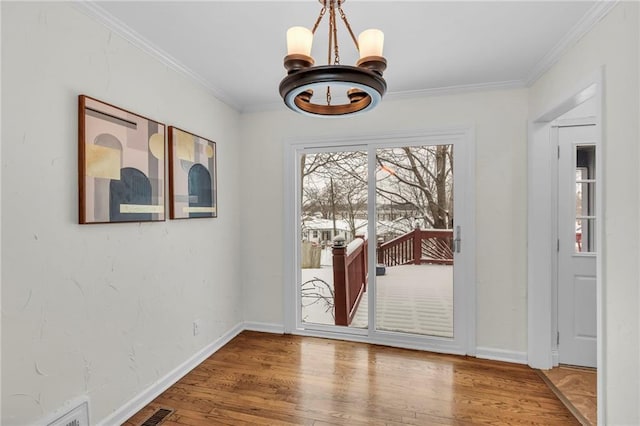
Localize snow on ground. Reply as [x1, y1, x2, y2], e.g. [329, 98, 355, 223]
[301, 263, 453, 337]
[320, 247, 332, 266]
[300, 266, 335, 324]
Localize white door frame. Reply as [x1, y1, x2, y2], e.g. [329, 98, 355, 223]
[283, 127, 476, 355]
[527, 68, 604, 423]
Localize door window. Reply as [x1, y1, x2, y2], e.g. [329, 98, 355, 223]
[575, 145, 596, 253]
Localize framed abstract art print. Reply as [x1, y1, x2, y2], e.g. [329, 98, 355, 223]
[168, 126, 217, 219]
[78, 95, 166, 224]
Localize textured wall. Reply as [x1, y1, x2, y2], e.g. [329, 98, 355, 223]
[529, 2, 640, 423]
[239, 89, 529, 353]
[1, 3, 243, 424]
[3, 1, 637, 425]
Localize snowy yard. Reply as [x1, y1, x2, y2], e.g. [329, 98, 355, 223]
[301, 260, 453, 338]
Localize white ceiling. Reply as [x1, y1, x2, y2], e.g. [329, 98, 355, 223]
[84, 1, 608, 112]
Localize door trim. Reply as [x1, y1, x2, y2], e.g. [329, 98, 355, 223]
[527, 68, 604, 423]
[283, 127, 476, 356]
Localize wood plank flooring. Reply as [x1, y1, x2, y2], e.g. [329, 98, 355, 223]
[124, 331, 579, 425]
[538, 366, 597, 425]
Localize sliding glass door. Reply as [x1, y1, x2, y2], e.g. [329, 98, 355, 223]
[288, 130, 472, 353]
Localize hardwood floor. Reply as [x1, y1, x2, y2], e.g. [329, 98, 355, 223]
[538, 366, 597, 425]
[125, 331, 579, 425]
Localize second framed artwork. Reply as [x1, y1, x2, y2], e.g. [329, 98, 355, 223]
[168, 127, 217, 219]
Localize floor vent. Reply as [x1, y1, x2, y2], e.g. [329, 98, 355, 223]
[46, 399, 89, 426]
[140, 408, 174, 426]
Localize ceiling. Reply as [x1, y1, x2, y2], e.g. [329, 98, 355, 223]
[85, 1, 606, 112]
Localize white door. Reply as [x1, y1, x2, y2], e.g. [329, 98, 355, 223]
[557, 124, 597, 367]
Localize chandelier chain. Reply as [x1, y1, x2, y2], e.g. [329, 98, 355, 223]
[311, 1, 327, 35]
[326, 0, 341, 105]
[331, 2, 340, 65]
[338, 4, 359, 51]
[328, 1, 334, 65]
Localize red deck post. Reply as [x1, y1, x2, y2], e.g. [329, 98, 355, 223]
[332, 237, 348, 326]
[413, 228, 421, 265]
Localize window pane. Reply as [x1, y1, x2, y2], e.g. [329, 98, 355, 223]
[576, 181, 595, 218]
[375, 145, 454, 337]
[300, 150, 368, 329]
[576, 218, 596, 253]
[576, 146, 596, 179]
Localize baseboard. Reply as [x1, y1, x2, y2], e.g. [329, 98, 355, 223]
[97, 321, 244, 426]
[243, 321, 285, 334]
[475, 347, 528, 365]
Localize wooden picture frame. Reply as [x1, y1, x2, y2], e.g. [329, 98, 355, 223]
[168, 126, 217, 219]
[78, 95, 166, 224]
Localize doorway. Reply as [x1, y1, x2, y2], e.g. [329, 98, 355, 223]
[528, 73, 603, 424]
[284, 129, 475, 355]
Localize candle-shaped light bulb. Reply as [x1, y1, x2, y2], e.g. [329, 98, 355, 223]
[287, 27, 313, 56]
[358, 29, 384, 58]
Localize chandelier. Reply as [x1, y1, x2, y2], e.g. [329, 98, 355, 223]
[279, 0, 387, 117]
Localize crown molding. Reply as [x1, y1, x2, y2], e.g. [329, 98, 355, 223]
[385, 80, 526, 101]
[525, 0, 618, 86]
[72, 1, 241, 112]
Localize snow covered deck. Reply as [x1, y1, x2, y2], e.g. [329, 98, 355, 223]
[301, 263, 453, 338]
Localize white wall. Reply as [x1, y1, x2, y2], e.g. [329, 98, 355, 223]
[637, 1, 640, 414]
[529, 2, 639, 423]
[240, 89, 529, 353]
[1, 3, 243, 425]
[0, 3, 3, 424]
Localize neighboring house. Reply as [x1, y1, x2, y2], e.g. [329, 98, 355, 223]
[302, 215, 437, 245]
[301, 217, 367, 245]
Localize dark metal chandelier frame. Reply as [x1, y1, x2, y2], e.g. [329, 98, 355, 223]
[279, 0, 387, 117]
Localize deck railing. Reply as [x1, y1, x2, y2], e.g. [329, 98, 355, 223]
[332, 236, 367, 326]
[377, 228, 453, 266]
